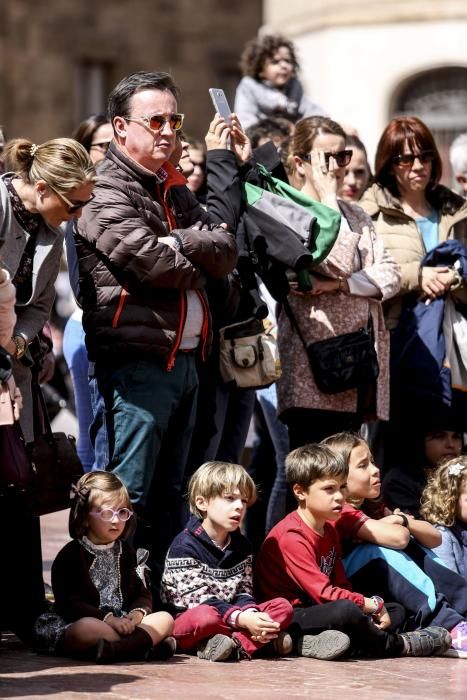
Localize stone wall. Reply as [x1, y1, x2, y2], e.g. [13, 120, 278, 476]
[1, 0, 262, 142]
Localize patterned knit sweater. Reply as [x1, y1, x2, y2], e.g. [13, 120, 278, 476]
[161, 516, 257, 621]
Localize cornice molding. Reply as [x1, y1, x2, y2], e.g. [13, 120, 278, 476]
[263, 1, 467, 36]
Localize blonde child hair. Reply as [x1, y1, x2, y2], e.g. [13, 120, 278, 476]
[69, 470, 134, 540]
[420, 456, 467, 526]
[188, 461, 257, 519]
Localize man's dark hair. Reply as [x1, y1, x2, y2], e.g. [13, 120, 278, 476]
[107, 71, 180, 125]
[246, 117, 292, 149]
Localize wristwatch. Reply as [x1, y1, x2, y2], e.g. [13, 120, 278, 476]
[12, 335, 26, 360]
[369, 595, 385, 616]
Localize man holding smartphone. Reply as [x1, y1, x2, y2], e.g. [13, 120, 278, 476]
[74, 70, 238, 603]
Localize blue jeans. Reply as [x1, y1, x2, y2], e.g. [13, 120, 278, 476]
[256, 384, 290, 532]
[62, 317, 94, 471]
[89, 363, 109, 470]
[95, 354, 199, 598]
[344, 540, 466, 631]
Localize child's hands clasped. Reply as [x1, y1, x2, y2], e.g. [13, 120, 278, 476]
[105, 614, 136, 636]
[237, 610, 280, 643]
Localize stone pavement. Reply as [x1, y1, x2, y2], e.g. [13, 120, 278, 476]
[0, 510, 466, 700]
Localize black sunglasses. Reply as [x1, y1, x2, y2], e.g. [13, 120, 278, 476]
[49, 185, 95, 214]
[392, 151, 435, 168]
[302, 149, 353, 168]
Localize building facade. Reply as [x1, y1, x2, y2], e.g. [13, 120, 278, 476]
[263, 0, 467, 183]
[1, 0, 261, 142]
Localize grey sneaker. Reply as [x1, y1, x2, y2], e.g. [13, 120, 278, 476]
[297, 630, 351, 660]
[197, 634, 240, 662]
[399, 626, 452, 657]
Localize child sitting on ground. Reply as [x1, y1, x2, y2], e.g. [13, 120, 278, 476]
[161, 461, 293, 661]
[421, 456, 467, 579]
[255, 444, 451, 660]
[34, 471, 174, 663]
[323, 432, 467, 657]
[382, 416, 463, 518]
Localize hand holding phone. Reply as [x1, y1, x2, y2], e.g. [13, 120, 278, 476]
[209, 88, 232, 126]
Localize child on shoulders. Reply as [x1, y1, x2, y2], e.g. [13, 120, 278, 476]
[234, 34, 326, 130]
[34, 471, 174, 663]
[161, 461, 293, 661]
[255, 444, 451, 660]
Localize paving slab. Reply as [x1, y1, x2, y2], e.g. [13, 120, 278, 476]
[1, 511, 466, 699]
[1, 634, 467, 700]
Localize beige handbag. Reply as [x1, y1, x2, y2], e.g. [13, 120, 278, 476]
[218, 317, 281, 390]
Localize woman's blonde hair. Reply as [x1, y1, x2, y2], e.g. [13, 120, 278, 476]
[287, 116, 346, 178]
[188, 461, 257, 519]
[420, 455, 467, 526]
[69, 470, 134, 540]
[3, 137, 95, 194]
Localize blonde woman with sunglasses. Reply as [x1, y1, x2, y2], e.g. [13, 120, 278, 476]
[1, 137, 95, 443]
[0, 137, 95, 647]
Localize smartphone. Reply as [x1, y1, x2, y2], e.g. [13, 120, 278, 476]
[209, 88, 232, 125]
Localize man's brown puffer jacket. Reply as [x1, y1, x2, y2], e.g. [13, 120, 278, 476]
[75, 143, 238, 366]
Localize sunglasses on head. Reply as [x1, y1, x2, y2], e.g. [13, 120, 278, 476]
[125, 112, 184, 132]
[392, 151, 434, 168]
[302, 149, 353, 168]
[48, 184, 95, 214]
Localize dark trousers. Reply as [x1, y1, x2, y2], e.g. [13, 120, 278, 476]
[290, 599, 405, 658]
[284, 408, 362, 450]
[283, 408, 362, 513]
[243, 399, 277, 553]
[0, 494, 46, 644]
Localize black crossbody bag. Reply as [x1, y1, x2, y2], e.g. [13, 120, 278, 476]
[283, 299, 379, 395]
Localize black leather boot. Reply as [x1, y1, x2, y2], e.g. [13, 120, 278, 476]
[95, 627, 153, 664]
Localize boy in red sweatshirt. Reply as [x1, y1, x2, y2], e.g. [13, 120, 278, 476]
[255, 444, 451, 659]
